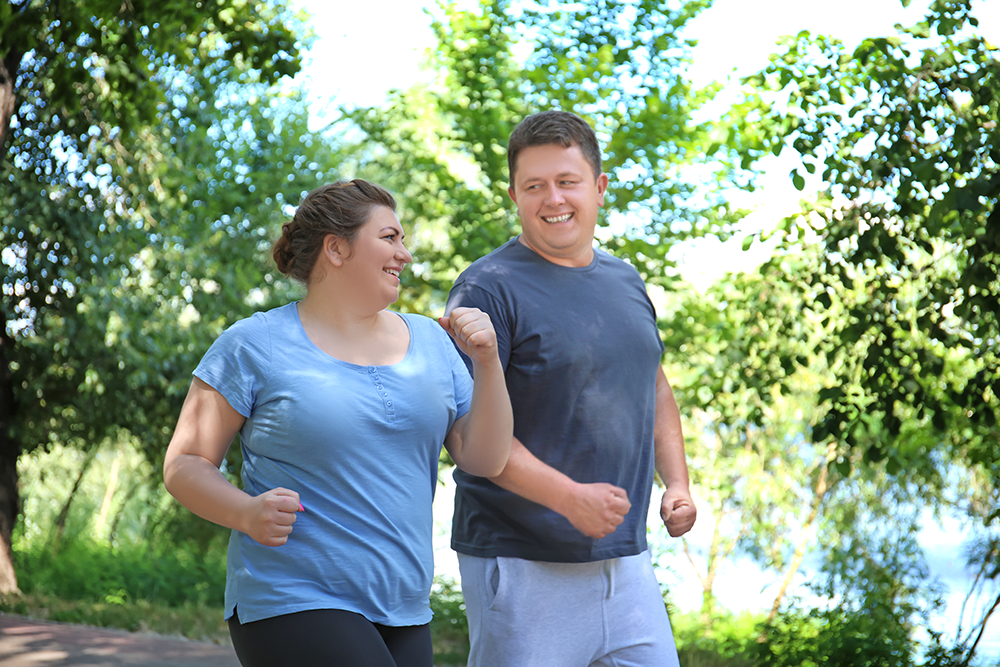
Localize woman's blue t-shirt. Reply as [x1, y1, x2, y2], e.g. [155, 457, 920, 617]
[193, 303, 473, 626]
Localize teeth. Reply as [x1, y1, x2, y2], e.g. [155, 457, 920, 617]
[384, 269, 399, 277]
[543, 213, 572, 223]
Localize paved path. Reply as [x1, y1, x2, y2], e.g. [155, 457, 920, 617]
[0, 613, 241, 667]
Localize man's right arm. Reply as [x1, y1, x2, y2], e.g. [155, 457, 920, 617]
[490, 437, 631, 539]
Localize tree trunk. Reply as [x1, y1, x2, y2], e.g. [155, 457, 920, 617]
[683, 510, 742, 629]
[766, 441, 837, 623]
[108, 477, 142, 542]
[0, 47, 22, 162]
[49, 448, 98, 557]
[94, 449, 121, 537]
[0, 325, 19, 592]
[0, 39, 25, 595]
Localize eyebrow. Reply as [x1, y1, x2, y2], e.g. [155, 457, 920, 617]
[380, 226, 405, 239]
[520, 171, 583, 183]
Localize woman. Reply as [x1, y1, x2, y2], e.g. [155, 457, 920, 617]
[163, 179, 512, 667]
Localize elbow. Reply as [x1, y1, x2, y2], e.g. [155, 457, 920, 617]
[162, 451, 188, 499]
[457, 447, 510, 480]
[162, 458, 177, 497]
[470, 462, 507, 480]
[480, 459, 508, 480]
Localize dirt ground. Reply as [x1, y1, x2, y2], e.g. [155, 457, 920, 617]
[0, 613, 241, 667]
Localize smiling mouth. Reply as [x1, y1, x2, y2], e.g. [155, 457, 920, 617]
[542, 213, 572, 224]
[384, 268, 401, 279]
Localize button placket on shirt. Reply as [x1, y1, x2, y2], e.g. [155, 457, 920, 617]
[368, 366, 396, 422]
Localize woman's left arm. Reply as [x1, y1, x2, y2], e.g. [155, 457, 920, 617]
[440, 307, 513, 478]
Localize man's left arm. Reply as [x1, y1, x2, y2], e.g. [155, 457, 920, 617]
[654, 365, 697, 537]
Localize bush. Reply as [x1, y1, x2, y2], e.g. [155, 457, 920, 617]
[429, 577, 471, 666]
[13, 536, 227, 608]
[672, 608, 758, 667]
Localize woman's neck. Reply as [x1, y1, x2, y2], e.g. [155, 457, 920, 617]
[296, 290, 408, 366]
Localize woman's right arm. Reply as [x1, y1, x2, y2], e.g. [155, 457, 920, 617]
[163, 377, 301, 547]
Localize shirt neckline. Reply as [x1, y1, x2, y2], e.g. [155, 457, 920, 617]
[290, 303, 414, 370]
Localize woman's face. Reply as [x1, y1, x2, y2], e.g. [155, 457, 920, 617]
[339, 206, 412, 306]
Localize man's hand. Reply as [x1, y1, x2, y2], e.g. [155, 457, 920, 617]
[660, 487, 696, 537]
[562, 482, 631, 539]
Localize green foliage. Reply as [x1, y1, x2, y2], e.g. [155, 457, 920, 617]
[754, 606, 912, 667]
[14, 536, 226, 608]
[429, 577, 472, 665]
[672, 608, 758, 667]
[0, 0, 301, 145]
[751, 467, 959, 667]
[15, 438, 228, 607]
[752, 597, 972, 667]
[679, 6, 1000, 658]
[339, 0, 748, 314]
[729, 0, 1000, 472]
[2, 6, 339, 475]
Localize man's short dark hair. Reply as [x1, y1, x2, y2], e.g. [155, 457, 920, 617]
[507, 110, 603, 183]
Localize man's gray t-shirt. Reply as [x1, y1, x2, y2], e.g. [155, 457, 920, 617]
[446, 238, 665, 563]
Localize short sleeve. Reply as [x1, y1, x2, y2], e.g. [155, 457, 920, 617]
[193, 314, 272, 418]
[448, 338, 474, 420]
[445, 279, 513, 374]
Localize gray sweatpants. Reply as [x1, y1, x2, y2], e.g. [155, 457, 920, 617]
[457, 551, 681, 667]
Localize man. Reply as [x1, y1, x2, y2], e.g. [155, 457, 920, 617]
[446, 109, 697, 667]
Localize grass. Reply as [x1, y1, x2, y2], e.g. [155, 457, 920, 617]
[0, 591, 232, 644]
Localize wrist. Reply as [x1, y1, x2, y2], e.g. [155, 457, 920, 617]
[550, 478, 583, 517]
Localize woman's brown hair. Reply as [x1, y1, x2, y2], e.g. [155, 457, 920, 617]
[272, 179, 397, 283]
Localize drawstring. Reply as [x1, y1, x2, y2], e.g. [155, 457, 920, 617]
[605, 560, 616, 599]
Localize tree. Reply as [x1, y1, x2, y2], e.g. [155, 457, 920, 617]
[0, 0, 309, 592]
[679, 0, 1000, 657]
[339, 0, 747, 311]
[659, 257, 853, 627]
[730, 0, 999, 471]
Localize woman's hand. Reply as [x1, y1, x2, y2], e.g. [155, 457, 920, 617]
[164, 378, 305, 548]
[244, 487, 303, 547]
[439, 307, 499, 368]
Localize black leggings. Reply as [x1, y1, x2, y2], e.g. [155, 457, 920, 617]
[228, 607, 433, 667]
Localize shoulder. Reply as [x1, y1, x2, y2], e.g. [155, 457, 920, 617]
[221, 303, 293, 342]
[398, 312, 465, 365]
[593, 248, 647, 284]
[211, 304, 301, 366]
[457, 238, 531, 284]
[398, 311, 439, 334]
[398, 311, 451, 346]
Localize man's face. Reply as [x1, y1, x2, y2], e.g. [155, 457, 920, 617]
[508, 143, 608, 268]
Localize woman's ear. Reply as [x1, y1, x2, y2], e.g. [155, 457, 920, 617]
[321, 234, 347, 267]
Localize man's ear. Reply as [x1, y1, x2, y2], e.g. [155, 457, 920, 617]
[322, 233, 347, 267]
[596, 173, 609, 207]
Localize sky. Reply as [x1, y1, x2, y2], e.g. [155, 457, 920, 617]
[285, 0, 1000, 653]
